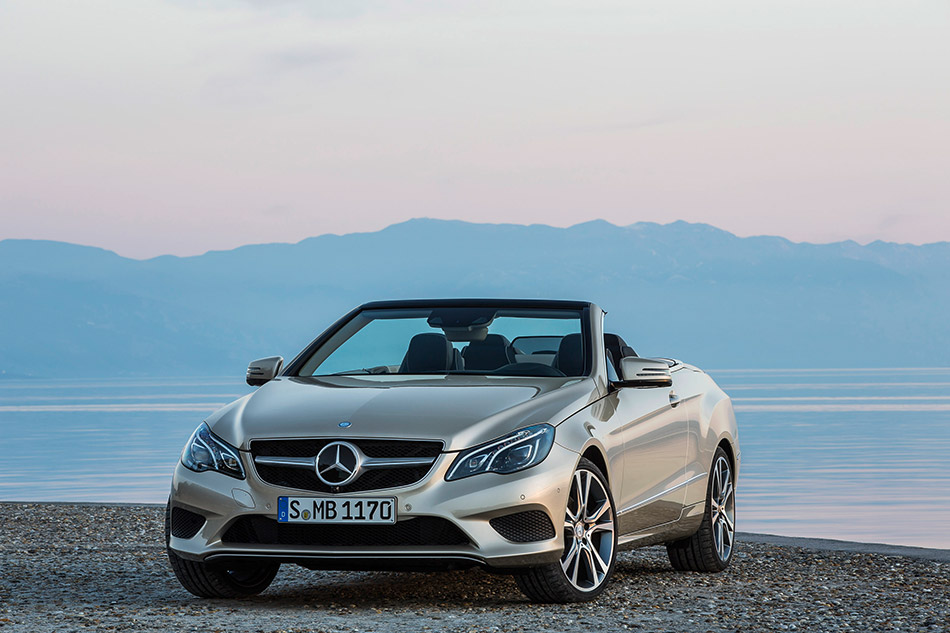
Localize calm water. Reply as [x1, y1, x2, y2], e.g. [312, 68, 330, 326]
[1, 369, 948, 549]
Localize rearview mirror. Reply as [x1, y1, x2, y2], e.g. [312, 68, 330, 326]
[246, 356, 283, 386]
[616, 357, 673, 388]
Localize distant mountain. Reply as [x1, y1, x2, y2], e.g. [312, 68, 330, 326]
[2, 218, 949, 378]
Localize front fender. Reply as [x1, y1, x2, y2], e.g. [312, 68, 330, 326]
[553, 395, 624, 491]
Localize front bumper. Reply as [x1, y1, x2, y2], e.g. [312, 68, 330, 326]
[168, 441, 578, 570]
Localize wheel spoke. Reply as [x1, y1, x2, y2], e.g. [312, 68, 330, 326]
[590, 544, 609, 576]
[565, 504, 579, 524]
[581, 547, 596, 584]
[571, 547, 582, 585]
[586, 499, 609, 523]
[720, 481, 734, 506]
[589, 520, 614, 535]
[581, 472, 592, 517]
[561, 538, 579, 573]
[722, 511, 735, 533]
[573, 471, 587, 517]
[722, 519, 734, 545]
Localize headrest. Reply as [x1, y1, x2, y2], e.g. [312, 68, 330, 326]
[400, 333, 456, 373]
[604, 333, 638, 360]
[470, 334, 510, 347]
[461, 334, 514, 371]
[554, 333, 585, 376]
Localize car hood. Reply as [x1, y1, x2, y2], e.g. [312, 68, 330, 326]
[207, 375, 599, 452]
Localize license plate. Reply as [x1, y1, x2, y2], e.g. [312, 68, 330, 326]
[277, 496, 396, 524]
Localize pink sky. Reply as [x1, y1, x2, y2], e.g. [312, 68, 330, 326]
[1, 0, 948, 258]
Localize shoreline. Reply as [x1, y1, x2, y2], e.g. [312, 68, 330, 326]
[738, 531, 950, 562]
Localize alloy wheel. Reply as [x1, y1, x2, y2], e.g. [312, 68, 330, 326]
[710, 455, 735, 561]
[561, 469, 615, 592]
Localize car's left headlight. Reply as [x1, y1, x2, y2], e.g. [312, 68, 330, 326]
[446, 424, 555, 481]
[180, 422, 245, 479]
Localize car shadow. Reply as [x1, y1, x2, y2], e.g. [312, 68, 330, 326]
[219, 552, 676, 607]
[230, 568, 526, 607]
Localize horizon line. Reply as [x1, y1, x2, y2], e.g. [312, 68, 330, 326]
[2, 216, 949, 261]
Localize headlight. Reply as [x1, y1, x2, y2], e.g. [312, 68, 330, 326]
[446, 424, 555, 481]
[180, 422, 245, 479]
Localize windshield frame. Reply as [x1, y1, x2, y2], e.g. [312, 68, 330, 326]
[283, 300, 594, 379]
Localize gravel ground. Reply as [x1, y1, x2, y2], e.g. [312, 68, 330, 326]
[1, 503, 947, 632]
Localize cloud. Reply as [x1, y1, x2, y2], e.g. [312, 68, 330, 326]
[169, 0, 386, 21]
[200, 44, 352, 105]
[265, 46, 352, 74]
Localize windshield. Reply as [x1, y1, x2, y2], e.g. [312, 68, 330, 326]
[297, 307, 588, 378]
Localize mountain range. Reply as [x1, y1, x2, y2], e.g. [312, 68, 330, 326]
[2, 218, 949, 378]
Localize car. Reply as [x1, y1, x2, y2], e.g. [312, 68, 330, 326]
[165, 299, 739, 603]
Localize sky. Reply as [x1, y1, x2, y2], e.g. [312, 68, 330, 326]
[1, 0, 948, 258]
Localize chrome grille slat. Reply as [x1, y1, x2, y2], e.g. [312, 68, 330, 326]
[253, 456, 314, 469]
[253, 454, 437, 470]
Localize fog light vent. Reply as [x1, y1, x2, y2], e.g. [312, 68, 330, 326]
[171, 507, 205, 539]
[490, 510, 556, 543]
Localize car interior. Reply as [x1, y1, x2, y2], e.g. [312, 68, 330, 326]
[395, 332, 637, 377]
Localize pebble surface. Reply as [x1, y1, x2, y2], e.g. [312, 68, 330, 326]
[1, 503, 947, 632]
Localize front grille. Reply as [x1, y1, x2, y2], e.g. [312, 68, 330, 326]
[222, 515, 470, 547]
[170, 507, 205, 539]
[250, 439, 443, 493]
[489, 510, 556, 543]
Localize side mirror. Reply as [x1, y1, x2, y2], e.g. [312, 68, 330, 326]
[246, 356, 283, 387]
[616, 357, 673, 388]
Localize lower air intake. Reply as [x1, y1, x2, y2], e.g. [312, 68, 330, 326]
[170, 507, 206, 539]
[489, 510, 556, 543]
[222, 515, 470, 547]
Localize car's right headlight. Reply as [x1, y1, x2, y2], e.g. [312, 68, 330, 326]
[446, 424, 555, 481]
[180, 422, 245, 479]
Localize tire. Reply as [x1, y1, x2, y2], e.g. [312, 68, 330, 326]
[666, 446, 736, 572]
[515, 458, 617, 603]
[165, 502, 280, 598]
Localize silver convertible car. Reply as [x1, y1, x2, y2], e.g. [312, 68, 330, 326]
[166, 299, 739, 603]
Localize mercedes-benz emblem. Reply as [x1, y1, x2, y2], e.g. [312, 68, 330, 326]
[315, 441, 361, 487]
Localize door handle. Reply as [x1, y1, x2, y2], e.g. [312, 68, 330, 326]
[669, 391, 680, 407]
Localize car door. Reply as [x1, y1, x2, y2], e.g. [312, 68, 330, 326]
[611, 365, 692, 534]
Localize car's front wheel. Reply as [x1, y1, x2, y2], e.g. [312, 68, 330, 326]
[666, 446, 736, 572]
[515, 458, 617, 603]
[165, 503, 279, 598]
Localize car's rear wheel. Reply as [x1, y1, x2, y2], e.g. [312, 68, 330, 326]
[666, 446, 736, 572]
[515, 458, 617, 603]
[165, 502, 279, 598]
